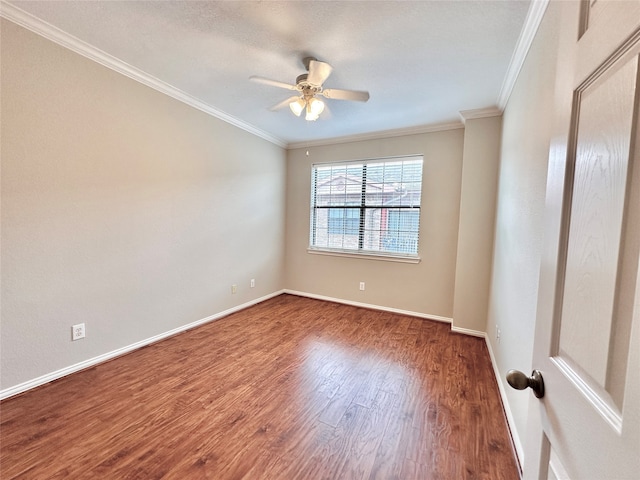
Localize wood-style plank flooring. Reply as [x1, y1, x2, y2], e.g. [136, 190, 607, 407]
[0, 294, 519, 479]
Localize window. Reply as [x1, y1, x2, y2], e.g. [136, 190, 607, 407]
[328, 207, 360, 235]
[309, 155, 423, 259]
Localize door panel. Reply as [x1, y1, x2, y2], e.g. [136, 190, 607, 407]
[547, 444, 570, 480]
[525, 1, 640, 479]
[557, 52, 638, 413]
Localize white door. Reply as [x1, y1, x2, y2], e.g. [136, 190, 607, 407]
[522, 1, 640, 479]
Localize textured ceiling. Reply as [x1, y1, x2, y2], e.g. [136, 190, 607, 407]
[5, 1, 531, 146]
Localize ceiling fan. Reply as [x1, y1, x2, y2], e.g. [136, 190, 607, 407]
[250, 57, 370, 121]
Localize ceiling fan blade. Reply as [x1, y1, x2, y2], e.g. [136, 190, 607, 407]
[269, 96, 301, 111]
[307, 60, 333, 86]
[249, 76, 297, 91]
[322, 88, 370, 102]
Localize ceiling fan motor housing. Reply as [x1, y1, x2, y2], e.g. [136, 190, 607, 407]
[296, 74, 322, 98]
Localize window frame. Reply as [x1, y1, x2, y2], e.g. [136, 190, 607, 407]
[308, 155, 423, 263]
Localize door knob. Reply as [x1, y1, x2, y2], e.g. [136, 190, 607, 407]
[506, 369, 545, 398]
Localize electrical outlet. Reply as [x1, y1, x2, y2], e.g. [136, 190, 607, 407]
[231, 284, 237, 294]
[72, 323, 86, 341]
[359, 282, 365, 291]
[250, 278, 255, 288]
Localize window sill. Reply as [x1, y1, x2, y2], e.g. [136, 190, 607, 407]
[307, 248, 421, 264]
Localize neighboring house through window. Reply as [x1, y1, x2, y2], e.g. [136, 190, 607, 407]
[309, 155, 423, 259]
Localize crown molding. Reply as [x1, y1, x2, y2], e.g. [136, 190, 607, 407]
[497, 0, 550, 110]
[1, 0, 544, 151]
[287, 121, 464, 150]
[459, 106, 503, 123]
[0, 1, 287, 148]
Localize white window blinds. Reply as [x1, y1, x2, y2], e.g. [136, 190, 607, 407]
[309, 155, 423, 258]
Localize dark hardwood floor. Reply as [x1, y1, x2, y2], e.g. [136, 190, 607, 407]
[0, 294, 519, 479]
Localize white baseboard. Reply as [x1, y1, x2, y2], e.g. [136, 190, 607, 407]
[283, 289, 453, 324]
[451, 325, 486, 337]
[2, 287, 503, 442]
[484, 335, 524, 471]
[3, 288, 522, 473]
[0, 290, 285, 401]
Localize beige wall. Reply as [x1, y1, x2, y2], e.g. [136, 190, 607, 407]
[1, 20, 286, 391]
[453, 115, 502, 333]
[1, 13, 563, 470]
[486, 2, 560, 461]
[285, 130, 464, 318]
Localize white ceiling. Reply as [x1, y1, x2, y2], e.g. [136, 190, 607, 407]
[4, 0, 533, 147]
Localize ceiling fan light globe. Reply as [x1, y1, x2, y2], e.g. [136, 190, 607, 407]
[305, 99, 321, 121]
[309, 97, 325, 116]
[289, 98, 305, 116]
[305, 112, 319, 121]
